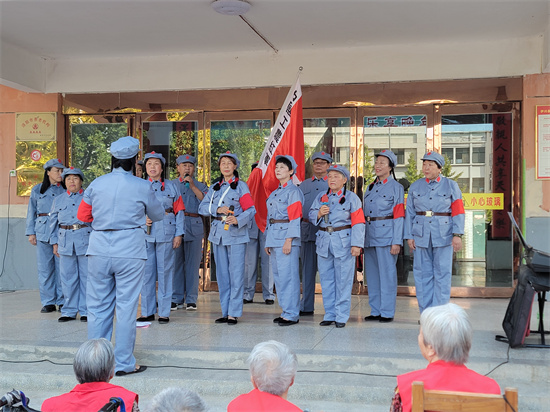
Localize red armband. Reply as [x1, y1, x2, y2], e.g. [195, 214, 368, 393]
[451, 199, 465, 216]
[393, 203, 405, 219]
[173, 196, 185, 214]
[351, 208, 366, 226]
[77, 200, 93, 223]
[287, 201, 303, 221]
[239, 192, 254, 211]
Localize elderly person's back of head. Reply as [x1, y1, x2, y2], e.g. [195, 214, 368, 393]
[227, 340, 302, 412]
[144, 387, 207, 412]
[42, 338, 140, 412]
[392, 303, 501, 412]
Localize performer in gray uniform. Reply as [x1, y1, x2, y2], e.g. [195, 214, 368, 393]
[298, 151, 332, 316]
[77, 136, 163, 376]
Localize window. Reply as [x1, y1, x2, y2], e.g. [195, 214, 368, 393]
[457, 178, 469, 193]
[442, 147, 454, 164]
[455, 148, 470, 164]
[472, 177, 485, 193]
[472, 146, 485, 163]
[394, 149, 405, 165]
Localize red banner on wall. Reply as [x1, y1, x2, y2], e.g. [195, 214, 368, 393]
[491, 113, 512, 239]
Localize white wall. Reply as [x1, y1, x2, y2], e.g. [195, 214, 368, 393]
[6, 35, 543, 94]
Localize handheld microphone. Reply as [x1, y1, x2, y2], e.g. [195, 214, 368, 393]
[184, 173, 190, 188]
[321, 194, 329, 223]
[224, 205, 235, 230]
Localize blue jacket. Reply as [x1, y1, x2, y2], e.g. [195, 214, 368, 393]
[298, 175, 328, 241]
[77, 168, 164, 259]
[404, 175, 465, 248]
[198, 177, 256, 246]
[265, 180, 304, 248]
[145, 179, 185, 243]
[25, 182, 65, 242]
[172, 177, 208, 241]
[309, 189, 365, 259]
[49, 189, 91, 256]
[363, 177, 405, 247]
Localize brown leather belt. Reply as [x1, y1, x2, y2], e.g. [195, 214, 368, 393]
[214, 216, 224, 221]
[319, 225, 352, 233]
[269, 218, 290, 224]
[38, 213, 49, 217]
[60, 224, 88, 230]
[301, 218, 310, 223]
[365, 215, 393, 222]
[417, 211, 451, 217]
[165, 208, 174, 214]
[185, 212, 200, 217]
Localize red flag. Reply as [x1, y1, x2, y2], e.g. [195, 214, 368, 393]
[248, 78, 305, 232]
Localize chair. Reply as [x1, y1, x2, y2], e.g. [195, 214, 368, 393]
[411, 381, 518, 412]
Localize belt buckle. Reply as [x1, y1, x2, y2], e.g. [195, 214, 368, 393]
[269, 218, 274, 224]
[425, 211, 433, 217]
[366, 216, 371, 222]
[71, 224, 79, 230]
[326, 226, 334, 233]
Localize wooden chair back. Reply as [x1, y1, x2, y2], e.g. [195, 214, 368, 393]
[411, 381, 518, 412]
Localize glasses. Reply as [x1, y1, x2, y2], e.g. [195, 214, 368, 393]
[313, 160, 328, 166]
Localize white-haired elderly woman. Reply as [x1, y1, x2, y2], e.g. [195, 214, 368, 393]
[228, 340, 302, 412]
[391, 303, 501, 412]
[42, 338, 139, 412]
[144, 387, 207, 412]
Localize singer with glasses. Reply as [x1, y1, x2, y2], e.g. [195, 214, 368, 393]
[171, 154, 208, 311]
[199, 152, 256, 325]
[265, 155, 304, 326]
[308, 165, 365, 328]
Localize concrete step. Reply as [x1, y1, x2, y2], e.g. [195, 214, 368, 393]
[1, 343, 548, 411]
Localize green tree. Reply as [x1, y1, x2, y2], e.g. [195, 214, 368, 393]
[405, 152, 424, 185]
[363, 145, 375, 184]
[441, 154, 463, 181]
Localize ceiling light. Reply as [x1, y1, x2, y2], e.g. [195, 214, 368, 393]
[212, 0, 251, 15]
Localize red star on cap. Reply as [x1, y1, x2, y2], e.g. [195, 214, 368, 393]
[382, 150, 386, 153]
[226, 151, 230, 153]
[185, 155, 189, 159]
[151, 151, 156, 154]
[321, 152, 325, 155]
[70, 167, 74, 169]
[427, 151, 432, 155]
[58, 159, 61, 162]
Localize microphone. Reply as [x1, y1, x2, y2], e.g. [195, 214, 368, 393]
[224, 205, 235, 230]
[321, 194, 329, 224]
[184, 173, 190, 188]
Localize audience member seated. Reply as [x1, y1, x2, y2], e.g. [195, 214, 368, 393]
[144, 387, 207, 412]
[42, 338, 139, 412]
[228, 340, 302, 412]
[391, 302, 501, 412]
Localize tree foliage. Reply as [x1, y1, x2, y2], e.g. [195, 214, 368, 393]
[363, 145, 376, 184]
[405, 152, 424, 185]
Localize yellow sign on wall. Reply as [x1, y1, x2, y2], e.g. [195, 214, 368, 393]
[16, 141, 58, 196]
[462, 193, 504, 210]
[16, 112, 57, 141]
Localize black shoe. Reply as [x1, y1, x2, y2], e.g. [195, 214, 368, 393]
[40, 305, 56, 313]
[57, 304, 63, 312]
[137, 315, 155, 322]
[170, 302, 179, 311]
[186, 303, 197, 311]
[227, 318, 238, 325]
[278, 319, 299, 326]
[158, 317, 169, 324]
[335, 322, 346, 328]
[364, 315, 381, 321]
[215, 316, 228, 323]
[299, 310, 314, 316]
[319, 320, 335, 326]
[265, 299, 275, 305]
[379, 317, 394, 323]
[58, 316, 76, 322]
[115, 365, 147, 376]
[243, 299, 253, 304]
[80, 316, 87, 322]
[273, 317, 284, 323]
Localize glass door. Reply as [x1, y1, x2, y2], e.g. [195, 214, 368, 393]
[203, 111, 273, 291]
